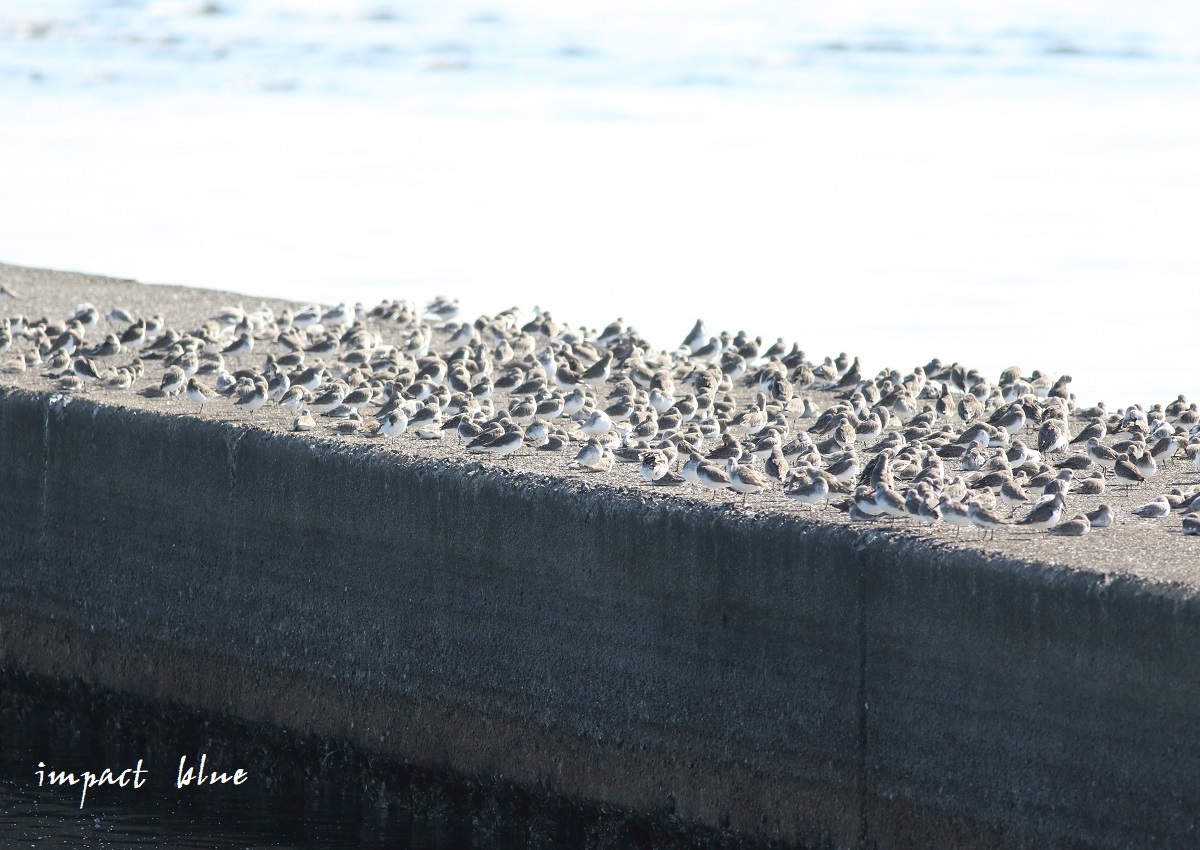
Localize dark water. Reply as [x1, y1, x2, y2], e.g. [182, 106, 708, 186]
[0, 676, 676, 850]
[0, 692, 521, 849]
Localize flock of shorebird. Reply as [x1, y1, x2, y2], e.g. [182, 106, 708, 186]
[2, 295, 1199, 541]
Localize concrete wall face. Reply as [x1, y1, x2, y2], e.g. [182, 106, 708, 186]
[2, 386, 1199, 848]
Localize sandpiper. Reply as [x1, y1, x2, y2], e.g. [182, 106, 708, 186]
[222, 333, 254, 357]
[309, 383, 348, 414]
[1050, 514, 1091, 536]
[160, 365, 185, 396]
[574, 438, 614, 472]
[407, 404, 441, 431]
[1133, 449, 1158, 480]
[695, 461, 732, 499]
[539, 430, 570, 452]
[706, 433, 742, 462]
[484, 425, 525, 456]
[1085, 504, 1114, 528]
[784, 473, 829, 512]
[1113, 451, 1146, 488]
[331, 411, 364, 435]
[106, 306, 136, 325]
[378, 410, 409, 437]
[579, 409, 613, 437]
[763, 448, 790, 485]
[1016, 494, 1065, 532]
[998, 478, 1030, 515]
[580, 352, 613, 387]
[967, 501, 1005, 540]
[1130, 496, 1171, 519]
[185, 377, 219, 408]
[938, 497, 973, 535]
[526, 420, 550, 448]
[279, 386, 310, 413]
[1037, 419, 1068, 455]
[1074, 473, 1106, 495]
[640, 450, 670, 483]
[825, 452, 860, 484]
[87, 333, 122, 359]
[72, 356, 102, 382]
[874, 484, 908, 519]
[232, 379, 268, 412]
[727, 458, 769, 503]
[1070, 419, 1107, 445]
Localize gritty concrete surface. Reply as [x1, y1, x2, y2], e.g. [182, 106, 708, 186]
[2, 262, 1200, 849]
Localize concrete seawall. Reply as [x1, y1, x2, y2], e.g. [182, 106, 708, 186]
[4, 383, 1200, 848]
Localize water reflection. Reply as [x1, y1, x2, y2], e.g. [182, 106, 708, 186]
[0, 690, 506, 849]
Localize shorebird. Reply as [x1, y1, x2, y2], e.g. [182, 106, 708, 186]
[825, 452, 860, 484]
[279, 386, 310, 413]
[938, 497, 973, 535]
[491, 424, 526, 455]
[106, 307, 136, 325]
[967, 501, 1005, 540]
[1050, 514, 1091, 536]
[579, 409, 613, 438]
[232, 379, 268, 412]
[1016, 494, 1065, 532]
[1043, 470, 1075, 500]
[574, 439, 613, 472]
[222, 333, 254, 357]
[538, 430, 570, 452]
[1134, 449, 1158, 480]
[1077, 504, 1112, 529]
[72, 356, 101, 382]
[86, 333, 122, 358]
[1113, 451, 1146, 489]
[706, 433, 742, 462]
[185, 377, 219, 408]
[407, 404, 440, 431]
[640, 450, 670, 483]
[727, 458, 769, 504]
[160, 365, 185, 396]
[874, 484, 908, 519]
[1084, 439, 1118, 474]
[1130, 496, 1171, 519]
[696, 461, 732, 499]
[292, 408, 316, 431]
[309, 383, 348, 414]
[331, 411, 364, 435]
[1070, 419, 1107, 446]
[1037, 419, 1068, 455]
[525, 420, 550, 448]
[580, 351, 613, 388]
[998, 479, 1030, 515]
[100, 368, 133, 390]
[378, 410, 409, 437]
[763, 448, 790, 485]
[784, 472, 829, 513]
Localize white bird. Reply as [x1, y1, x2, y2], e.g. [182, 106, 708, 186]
[579, 409, 613, 437]
[1130, 496, 1171, 519]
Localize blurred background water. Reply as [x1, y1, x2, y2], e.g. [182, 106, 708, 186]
[1, 0, 1198, 405]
